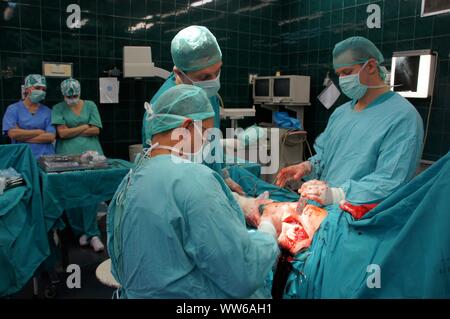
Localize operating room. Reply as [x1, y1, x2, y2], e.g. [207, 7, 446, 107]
[0, 0, 449, 302]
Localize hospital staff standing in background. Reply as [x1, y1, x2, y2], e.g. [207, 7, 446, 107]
[276, 36, 424, 206]
[142, 25, 244, 195]
[108, 85, 281, 298]
[52, 78, 105, 252]
[2, 74, 55, 159]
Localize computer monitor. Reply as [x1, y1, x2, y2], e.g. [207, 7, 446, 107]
[390, 50, 436, 98]
[273, 78, 290, 97]
[253, 77, 273, 103]
[272, 75, 310, 104]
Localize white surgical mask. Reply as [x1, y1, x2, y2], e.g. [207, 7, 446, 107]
[180, 70, 221, 98]
[65, 97, 80, 106]
[147, 122, 210, 164]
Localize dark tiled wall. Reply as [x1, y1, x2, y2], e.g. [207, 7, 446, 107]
[1, 0, 449, 161]
[279, 0, 450, 161]
[0, 0, 282, 159]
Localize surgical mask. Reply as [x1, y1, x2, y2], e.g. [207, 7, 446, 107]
[338, 61, 386, 100]
[180, 71, 221, 98]
[29, 89, 46, 103]
[187, 121, 211, 163]
[65, 97, 80, 106]
[147, 122, 210, 164]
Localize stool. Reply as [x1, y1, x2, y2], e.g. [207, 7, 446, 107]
[95, 258, 121, 288]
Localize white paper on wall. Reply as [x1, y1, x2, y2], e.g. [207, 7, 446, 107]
[99, 77, 119, 104]
[317, 81, 341, 109]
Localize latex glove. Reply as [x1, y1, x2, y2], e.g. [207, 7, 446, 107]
[339, 200, 379, 220]
[275, 161, 312, 187]
[225, 177, 245, 195]
[259, 205, 284, 237]
[298, 180, 345, 206]
[232, 192, 272, 227]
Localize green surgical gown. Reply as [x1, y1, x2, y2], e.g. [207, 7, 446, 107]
[51, 100, 104, 238]
[307, 92, 424, 204]
[52, 100, 104, 155]
[107, 155, 279, 298]
[284, 150, 450, 299]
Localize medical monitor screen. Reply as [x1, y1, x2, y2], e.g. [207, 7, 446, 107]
[273, 78, 290, 97]
[421, 0, 450, 17]
[393, 56, 420, 92]
[255, 79, 270, 97]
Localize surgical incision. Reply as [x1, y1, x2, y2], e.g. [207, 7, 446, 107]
[261, 202, 328, 255]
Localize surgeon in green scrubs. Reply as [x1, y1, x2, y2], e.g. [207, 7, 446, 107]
[52, 78, 105, 252]
[109, 84, 281, 298]
[142, 25, 244, 195]
[276, 37, 424, 206]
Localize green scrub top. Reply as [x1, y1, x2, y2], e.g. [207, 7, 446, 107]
[306, 92, 424, 204]
[52, 100, 104, 155]
[107, 155, 279, 298]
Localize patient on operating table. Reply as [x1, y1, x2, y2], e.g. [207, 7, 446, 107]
[233, 193, 328, 255]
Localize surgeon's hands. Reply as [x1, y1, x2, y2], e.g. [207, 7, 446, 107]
[225, 177, 245, 195]
[275, 161, 312, 187]
[232, 192, 273, 227]
[299, 180, 345, 206]
[259, 205, 284, 236]
[299, 180, 329, 205]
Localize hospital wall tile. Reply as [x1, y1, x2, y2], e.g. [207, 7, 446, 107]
[384, 0, 400, 20]
[20, 4, 42, 30]
[79, 35, 98, 57]
[1, 0, 448, 160]
[399, 0, 417, 18]
[434, 14, 450, 37]
[414, 15, 433, 39]
[80, 0, 97, 13]
[98, 0, 114, 16]
[1, 76, 22, 100]
[42, 31, 61, 56]
[280, 0, 450, 160]
[115, 0, 131, 18]
[21, 30, 43, 54]
[398, 17, 416, 40]
[413, 37, 432, 50]
[45, 77, 62, 101]
[0, 52, 22, 79]
[0, 27, 21, 52]
[343, 0, 356, 9]
[42, 0, 59, 9]
[382, 19, 399, 42]
[130, 0, 146, 18]
[42, 8, 61, 32]
[21, 53, 42, 76]
[79, 12, 97, 36]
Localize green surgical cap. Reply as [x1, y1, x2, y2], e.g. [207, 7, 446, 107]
[333, 36, 384, 69]
[147, 84, 215, 139]
[61, 78, 81, 96]
[171, 25, 222, 72]
[24, 74, 46, 88]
